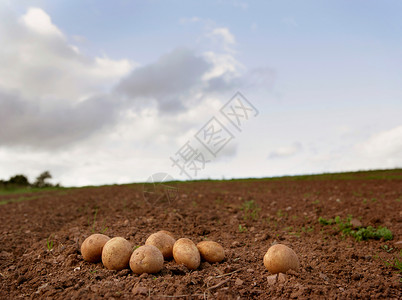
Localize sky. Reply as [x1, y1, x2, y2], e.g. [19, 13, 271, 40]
[0, 0, 401, 186]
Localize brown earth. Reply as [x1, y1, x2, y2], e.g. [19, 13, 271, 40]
[0, 176, 401, 299]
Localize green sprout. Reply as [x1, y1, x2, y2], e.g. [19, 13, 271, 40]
[238, 224, 247, 233]
[46, 235, 54, 251]
[241, 200, 261, 220]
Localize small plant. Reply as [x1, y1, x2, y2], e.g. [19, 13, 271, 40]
[318, 215, 393, 241]
[238, 224, 247, 233]
[382, 245, 394, 253]
[283, 226, 293, 232]
[302, 226, 314, 233]
[318, 216, 334, 225]
[133, 245, 140, 251]
[383, 250, 402, 274]
[241, 200, 261, 220]
[88, 208, 108, 233]
[311, 200, 320, 205]
[89, 269, 97, 275]
[46, 235, 54, 251]
[352, 226, 393, 241]
[276, 209, 287, 218]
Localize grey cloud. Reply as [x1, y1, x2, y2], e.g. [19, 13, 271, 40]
[0, 91, 119, 148]
[116, 48, 237, 114]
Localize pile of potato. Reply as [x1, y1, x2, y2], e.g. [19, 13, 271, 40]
[81, 231, 299, 275]
[80, 231, 225, 274]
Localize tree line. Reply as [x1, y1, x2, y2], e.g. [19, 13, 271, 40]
[0, 171, 59, 188]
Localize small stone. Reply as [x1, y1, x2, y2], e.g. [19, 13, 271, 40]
[267, 274, 277, 285]
[235, 278, 244, 286]
[277, 273, 286, 283]
[123, 219, 129, 226]
[247, 268, 254, 273]
[319, 272, 329, 281]
[132, 285, 148, 295]
[394, 241, 402, 248]
[350, 218, 362, 228]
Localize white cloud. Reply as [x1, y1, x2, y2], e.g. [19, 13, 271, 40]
[0, 7, 133, 101]
[268, 142, 303, 159]
[207, 27, 236, 53]
[209, 27, 235, 45]
[20, 7, 63, 37]
[357, 125, 402, 161]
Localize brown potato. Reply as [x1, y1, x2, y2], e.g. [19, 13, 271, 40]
[263, 244, 299, 274]
[81, 233, 110, 263]
[130, 245, 164, 274]
[197, 241, 225, 263]
[173, 238, 200, 270]
[145, 232, 176, 259]
[157, 230, 176, 239]
[102, 237, 132, 270]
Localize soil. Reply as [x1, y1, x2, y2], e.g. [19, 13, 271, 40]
[0, 176, 401, 299]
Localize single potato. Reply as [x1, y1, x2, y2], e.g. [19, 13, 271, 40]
[81, 233, 110, 263]
[173, 238, 200, 270]
[130, 245, 164, 274]
[263, 244, 299, 274]
[157, 230, 176, 239]
[197, 241, 225, 263]
[145, 232, 176, 259]
[102, 237, 132, 270]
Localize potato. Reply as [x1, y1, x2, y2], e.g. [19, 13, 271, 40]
[102, 237, 132, 270]
[81, 233, 110, 263]
[157, 230, 176, 239]
[197, 241, 225, 263]
[173, 238, 200, 270]
[145, 232, 176, 259]
[130, 245, 164, 274]
[263, 244, 299, 274]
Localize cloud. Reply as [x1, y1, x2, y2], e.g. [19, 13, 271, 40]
[21, 7, 63, 37]
[0, 6, 245, 150]
[0, 90, 119, 148]
[116, 48, 211, 113]
[209, 27, 235, 45]
[207, 27, 236, 52]
[357, 125, 402, 161]
[268, 142, 303, 159]
[116, 47, 242, 114]
[0, 6, 133, 101]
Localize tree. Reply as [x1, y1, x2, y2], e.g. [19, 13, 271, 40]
[8, 174, 30, 186]
[34, 171, 53, 188]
